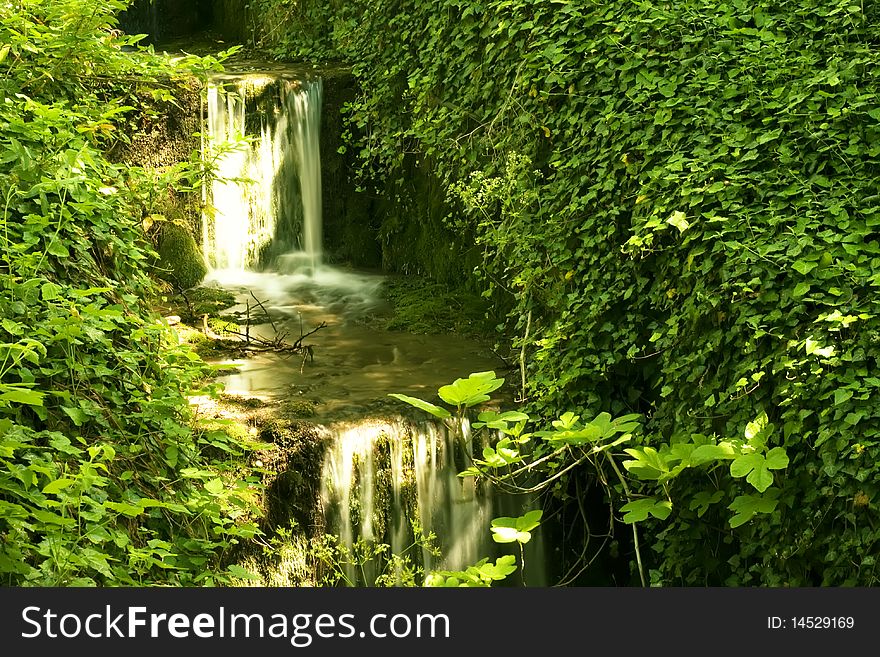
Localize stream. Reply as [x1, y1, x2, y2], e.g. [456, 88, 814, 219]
[197, 65, 546, 586]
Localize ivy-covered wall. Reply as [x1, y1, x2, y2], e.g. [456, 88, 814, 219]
[241, 0, 880, 586]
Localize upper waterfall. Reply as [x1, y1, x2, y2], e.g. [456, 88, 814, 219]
[201, 72, 323, 276]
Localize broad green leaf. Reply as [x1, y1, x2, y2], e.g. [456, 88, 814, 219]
[61, 406, 88, 426]
[437, 371, 504, 407]
[46, 240, 70, 257]
[623, 447, 668, 480]
[41, 282, 61, 301]
[388, 393, 452, 419]
[43, 478, 75, 495]
[620, 498, 673, 523]
[690, 442, 737, 465]
[205, 478, 224, 494]
[104, 501, 146, 517]
[689, 490, 724, 518]
[746, 464, 774, 493]
[792, 260, 817, 275]
[552, 412, 579, 429]
[517, 509, 543, 532]
[477, 555, 517, 580]
[764, 447, 789, 470]
[0, 385, 45, 406]
[744, 412, 770, 446]
[32, 509, 76, 526]
[730, 453, 764, 479]
[490, 511, 541, 544]
[728, 491, 780, 528]
[667, 210, 690, 233]
[490, 525, 529, 543]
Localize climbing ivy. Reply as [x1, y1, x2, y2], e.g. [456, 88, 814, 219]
[253, 0, 880, 586]
[0, 1, 258, 585]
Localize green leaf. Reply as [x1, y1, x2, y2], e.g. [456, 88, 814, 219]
[61, 406, 88, 426]
[227, 564, 261, 581]
[620, 498, 673, 523]
[793, 281, 811, 297]
[622, 447, 668, 480]
[490, 510, 543, 544]
[792, 260, 817, 275]
[41, 282, 61, 301]
[104, 501, 146, 517]
[437, 371, 504, 407]
[387, 393, 452, 419]
[43, 478, 76, 495]
[690, 442, 737, 465]
[46, 240, 70, 257]
[477, 555, 517, 580]
[204, 478, 224, 494]
[728, 490, 780, 528]
[666, 210, 690, 233]
[0, 385, 45, 406]
[764, 447, 789, 470]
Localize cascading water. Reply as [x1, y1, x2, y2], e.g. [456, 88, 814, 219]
[202, 73, 323, 275]
[319, 417, 546, 586]
[320, 418, 489, 585]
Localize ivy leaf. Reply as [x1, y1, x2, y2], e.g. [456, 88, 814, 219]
[666, 210, 690, 233]
[387, 393, 452, 419]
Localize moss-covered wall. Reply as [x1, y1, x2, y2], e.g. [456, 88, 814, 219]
[211, 0, 254, 44]
[111, 77, 204, 235]
[319, 71, 382, 269]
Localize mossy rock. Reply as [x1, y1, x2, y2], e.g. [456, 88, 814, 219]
[278, 398, 318, 419]
[156, 223, 207, 290]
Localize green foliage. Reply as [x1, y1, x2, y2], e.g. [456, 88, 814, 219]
[490, 510, 542, 545]
[0, 0, 255, 585]
[424, 555, 517, 587]
[258, 0, 880, 586]
[155, 223, 208, 290]
[437, 371, 505, 409]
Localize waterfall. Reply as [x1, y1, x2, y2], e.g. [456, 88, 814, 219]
[198, 70, 544, 586]
[319, 417, 546, 586]
[202, 73, 323, 275]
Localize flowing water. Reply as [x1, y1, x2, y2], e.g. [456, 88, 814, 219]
[200, 68, 545, 586]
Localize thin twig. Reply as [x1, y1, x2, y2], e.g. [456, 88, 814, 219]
[249, 291, 277, 332]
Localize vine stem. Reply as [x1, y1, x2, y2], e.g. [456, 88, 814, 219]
[606, 454, 647, 587]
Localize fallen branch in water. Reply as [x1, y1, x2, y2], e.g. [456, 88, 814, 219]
[202, 312, 326, 358]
